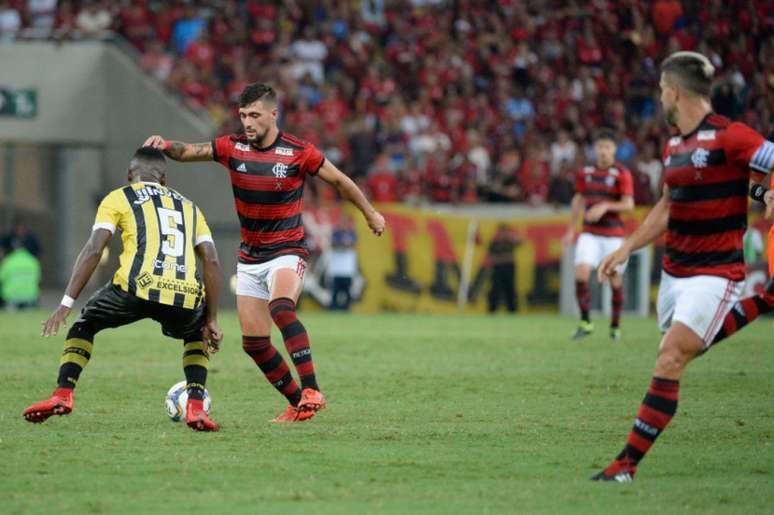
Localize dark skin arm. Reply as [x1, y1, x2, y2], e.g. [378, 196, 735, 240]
[195, 241, 223, 353]
[42, 229, 112, 337]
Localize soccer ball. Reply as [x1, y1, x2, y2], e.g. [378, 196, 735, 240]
[164, 380, 211, 422]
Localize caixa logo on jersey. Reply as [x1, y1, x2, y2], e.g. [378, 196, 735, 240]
[272, 162, 288, 178]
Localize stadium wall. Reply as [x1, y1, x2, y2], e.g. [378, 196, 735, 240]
[0, 41, 242, 297]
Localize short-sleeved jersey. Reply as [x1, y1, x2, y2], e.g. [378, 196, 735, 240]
[93, 182, 214, 309]
[575, 163, 634, 237]
[211, 131, 325, 264]
[662, 113, 773, 280]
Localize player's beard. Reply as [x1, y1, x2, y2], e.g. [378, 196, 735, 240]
[664, 105, 678, 126]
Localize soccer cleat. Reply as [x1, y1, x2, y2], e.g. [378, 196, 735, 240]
[270, 404, 316, 423]
[298, 388, 327, 414]
[610, 327, 621, 341]
[571, 321, 594, 340]
[23, 388, 74, 423]
[186, 399, 219, 432]
[591, 469, 635, 482]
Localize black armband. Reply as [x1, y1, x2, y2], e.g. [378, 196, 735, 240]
[750, 182, 768, 203]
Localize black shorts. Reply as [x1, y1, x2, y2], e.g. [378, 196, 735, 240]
[75, 283, 206, 341]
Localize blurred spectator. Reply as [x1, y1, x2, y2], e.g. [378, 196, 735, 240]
[547, 164, 575, 207]
[291, 26, 327, 84]
[486, 224, 519, 314]
[171, 4, 205, 54]
[141, 39, 174, 82]
[26, 0, 58, 38]
[364, 153, 400, 203]
[0, 0, 21, 39]
[0, 241, 41, 310]
[75, 0, 111, 39]
[327, 221, 358, 311]
[549, 130, 578, 176]
[1, 218, 41, 258]
[635, 140, 664, 199]
[631, 167, 655, 206]
[652, 0, 683, 36]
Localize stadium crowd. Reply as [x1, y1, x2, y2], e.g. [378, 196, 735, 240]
[1, 0, 772, 206]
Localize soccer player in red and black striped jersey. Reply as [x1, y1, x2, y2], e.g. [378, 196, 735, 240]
[562, 129, 634, 341]
[593, 52, 774, 482]
[145, 83, 385, 423]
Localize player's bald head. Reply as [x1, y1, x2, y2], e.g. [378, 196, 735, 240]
[660, 51, 715, 98]
[129, 147, 167, 183]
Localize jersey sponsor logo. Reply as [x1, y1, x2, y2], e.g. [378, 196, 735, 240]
[697, 130, 716, 141]
[235, 142, 251, 151]
[236, 162, 247, 172]
[273, 162, 288, 178]
[154, 259, 188, 274]
[136, 272, 153, 288]
[154, 278, 200, 295]
[664, 155, 671, 166]
[133, 185, 185, 205]
[605, 176, 616, 187]
[609, 167, 619, 176]
[691, 148, 710, 169]
[275, 146, 294, 156]
[668, 136, 682, 146]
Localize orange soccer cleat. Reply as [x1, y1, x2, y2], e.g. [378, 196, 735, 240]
[186, 399, 220, 432]
[298, 388, 326, 414]
[23, 388, 74, 423]
[270, 404, 318, 423]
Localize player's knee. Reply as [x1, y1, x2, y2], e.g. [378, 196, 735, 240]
[66, 321, 96, 341]
[655, 341, 690, 375]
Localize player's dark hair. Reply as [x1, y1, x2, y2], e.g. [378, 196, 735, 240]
[130, 146, 166, 180]
[661, 51, 715, 98]
[239, 82, 277, 108]
[593, 128, 617, 144]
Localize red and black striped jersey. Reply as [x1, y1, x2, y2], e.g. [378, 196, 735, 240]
[211, 131, 325, 264]
[662, 113, 773, 280]
[575, 163, 633, 237]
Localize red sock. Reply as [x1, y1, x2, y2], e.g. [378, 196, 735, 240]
[611, 285, 624, 328]
[711, 281, 774, 346]
[242, 335, 301, 406]
[605, 377, 679, 476]
[575, 280, 591, 322]
[269, 297, 318, 391]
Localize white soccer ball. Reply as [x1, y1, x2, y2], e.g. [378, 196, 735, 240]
[164, 380, 211, 422]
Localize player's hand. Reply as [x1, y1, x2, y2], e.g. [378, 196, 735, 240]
[367, 211, 385, 236]
[202, 319, 223, 354]
[597, 246, 631, 283]
[41, 305, 71, 337]
[764, 189, 774, 220]
[561, 229, 575, 249]
[143, 135, 167, 150]
[585, 203, 608, 223]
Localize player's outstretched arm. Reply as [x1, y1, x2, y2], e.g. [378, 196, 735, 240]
[143, 135, 213, 162]
[42, 229, 112, 337]
[597, 187, 669, 282]
[194, 241, 223, 353]
[317, 160, 385, 236]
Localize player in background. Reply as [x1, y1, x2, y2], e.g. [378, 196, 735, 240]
[23, 147, 223, 432]
[144, 83, 385, 423]
[593, 52, 774, 481]
[562, 129, 634, 341]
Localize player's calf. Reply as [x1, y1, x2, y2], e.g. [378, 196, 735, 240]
[23, 387, 74, 423]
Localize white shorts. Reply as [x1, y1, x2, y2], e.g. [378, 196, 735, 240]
[656, 271, 743, 348]
[235, 255, 307, 300]
[574, 233, 627, 272]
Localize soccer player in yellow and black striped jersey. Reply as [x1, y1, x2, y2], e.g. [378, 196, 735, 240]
[23, 147, 223, 431]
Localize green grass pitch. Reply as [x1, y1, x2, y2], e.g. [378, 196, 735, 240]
[2, 310, 772, 514]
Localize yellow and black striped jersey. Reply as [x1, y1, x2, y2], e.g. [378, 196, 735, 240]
[92, 181, 214, 310]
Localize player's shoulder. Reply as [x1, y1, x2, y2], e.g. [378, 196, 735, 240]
[611, 162, 632, 176]
[101, 185, 132, 204]
[278, 131, 314, 151]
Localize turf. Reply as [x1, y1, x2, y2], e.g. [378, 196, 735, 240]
[2, 310, 772, 514]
